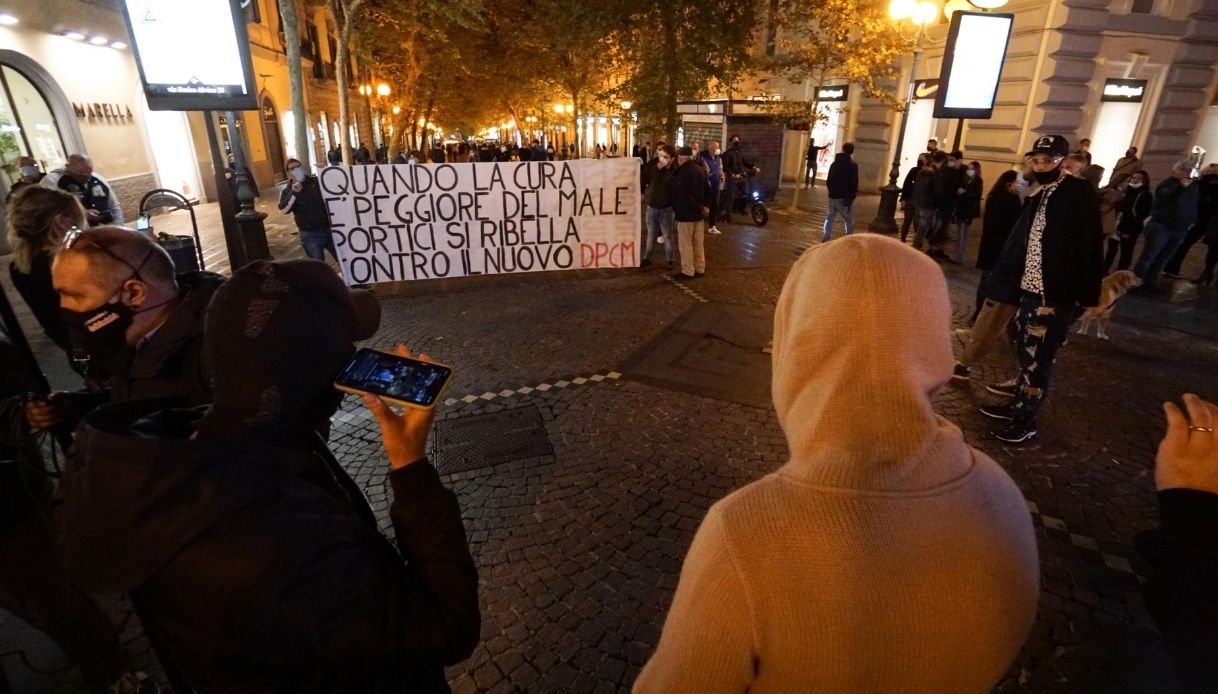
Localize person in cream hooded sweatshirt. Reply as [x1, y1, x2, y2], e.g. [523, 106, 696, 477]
[634, 234, 1039, 693]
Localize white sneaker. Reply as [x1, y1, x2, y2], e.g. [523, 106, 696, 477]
[707, 226, 721, 235]
[657, 236, 665, 245]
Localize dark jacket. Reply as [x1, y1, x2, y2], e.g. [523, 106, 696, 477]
[825, 153, 858, 203]
[954, 175, 983, 222]
[722, 144, 752, 177]
[672, 159, 711, 223]
[107, 271, 226, 405]
[977, 190, 1022, 271]
[900, 165, 920, 204]
[1150, 177, 1200, 231]
[0, 329, 53, 532]
[911, 166, 938, 209]
[934, 166, 963, 215]
[1116, 186, 1153, 237]
[9, 251, 71, 351]
[54, 402, 480, 694]
[1197, 175, 1218, 244]
[1136, 489, 1218, 692]
[985, 175, 1104, 307]
[278, 176, 331, 231]
[642, 160, 675, 209]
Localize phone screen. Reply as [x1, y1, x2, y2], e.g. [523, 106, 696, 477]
[336, 349, 452, 407]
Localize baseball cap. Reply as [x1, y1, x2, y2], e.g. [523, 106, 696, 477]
[1026, 134, 1070, 158]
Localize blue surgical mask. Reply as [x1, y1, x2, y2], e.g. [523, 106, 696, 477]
[291, 167, 307, 182]
[19, 165, 39, 177]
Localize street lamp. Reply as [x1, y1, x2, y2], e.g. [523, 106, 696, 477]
[868, 0, 941, 234]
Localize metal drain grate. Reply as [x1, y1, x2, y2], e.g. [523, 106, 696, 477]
[432, 404, 554, 475]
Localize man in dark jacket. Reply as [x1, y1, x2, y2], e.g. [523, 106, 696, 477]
[821, 143, 858, 242]
[910, 152, 944, 250]
[721, 135, 756, 220]
[979, 135, 1103, 443]
[641, 144, 677, 267]
[927, 150, 964, 260]
[53, 259, 480, 693]
[1161, 162, 1214, 281]
[279, 158, 337, 262]
[672, 146, 711, 280]
[899, 155, 926, 243]
[26, 227, 226, 432]
[1134, 160, 1199, 290]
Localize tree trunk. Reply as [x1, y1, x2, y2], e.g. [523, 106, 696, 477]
[569, 89, 580, 158]
[422, 98, 435, 157]
[278, 0, 310, 169]
[335, 24, 352, 164]
[661, 4, 678, 143]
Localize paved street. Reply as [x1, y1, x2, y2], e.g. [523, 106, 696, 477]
[4, 187, 1218, 692]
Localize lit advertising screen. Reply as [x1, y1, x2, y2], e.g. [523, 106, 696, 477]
[121, 0, 257, 111]
[933, 12, 1014, 119]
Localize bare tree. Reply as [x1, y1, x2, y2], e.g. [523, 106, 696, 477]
[278, 0, 310, 169]
[324, 0, 367, 165]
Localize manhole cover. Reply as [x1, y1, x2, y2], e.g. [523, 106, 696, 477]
[433, 404, 553, 475]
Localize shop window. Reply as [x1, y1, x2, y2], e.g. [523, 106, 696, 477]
[0, 64, 67, 189]
[262, 97, 286, 179]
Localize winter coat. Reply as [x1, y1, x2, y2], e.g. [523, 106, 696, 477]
[672, 159, 710, 223]
[825, 153, 858, 203]
[900, 165, 920, 204]
[642, 161, 676, 209]
[977, 190, 1022, 271]
[911, 166, 937, 209]
[54, 402, 480, 694]
[1191, 175, 1218, 244]
[985, 174, 1104, 307]
[1116, 186, 1153, 237]
[934, 166, 963, 215]
[1150, 177, 1200, 232]
[0, 330, 53, 532]
[277, 176, 332, 231]
[636, 235, 1039, 693]
[954, 175, 983, 222]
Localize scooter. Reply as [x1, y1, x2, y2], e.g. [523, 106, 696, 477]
[723, 169, 769, 227]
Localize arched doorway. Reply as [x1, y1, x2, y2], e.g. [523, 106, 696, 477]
[261, 95, 286, 180]
[0, 62, 71, 189]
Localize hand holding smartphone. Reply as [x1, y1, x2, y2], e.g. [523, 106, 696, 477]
[337, 346, 453, 469]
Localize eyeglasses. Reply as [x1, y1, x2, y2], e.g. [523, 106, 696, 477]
[63, 227, 152, 283]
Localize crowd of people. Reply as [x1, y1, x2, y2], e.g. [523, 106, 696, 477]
[1, 131, 1217, 694]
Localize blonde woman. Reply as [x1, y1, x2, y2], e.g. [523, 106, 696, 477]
[6, 186, 86, 350]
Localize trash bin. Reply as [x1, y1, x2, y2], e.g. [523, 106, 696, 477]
[158, 233, 200, 273]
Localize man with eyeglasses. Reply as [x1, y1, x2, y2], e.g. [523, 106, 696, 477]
[978, 135, 1104, 443]
[24, 227, 225, 432]
[279, 158, 337, 262]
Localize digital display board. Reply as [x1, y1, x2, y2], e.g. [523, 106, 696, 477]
[933, 11, 1014, 119]
[121, 0, 258, 111]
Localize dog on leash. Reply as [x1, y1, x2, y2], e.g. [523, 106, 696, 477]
[1076, 270, 1142, 340]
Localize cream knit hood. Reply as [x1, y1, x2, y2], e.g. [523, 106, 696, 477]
[771, 234, 966, 490]
[636, 236, 1039, 694]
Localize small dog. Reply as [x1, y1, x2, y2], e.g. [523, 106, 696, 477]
[1077, 270, 1142, 340]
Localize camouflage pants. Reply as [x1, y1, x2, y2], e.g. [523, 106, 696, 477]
[1010, 293, 1082, 425]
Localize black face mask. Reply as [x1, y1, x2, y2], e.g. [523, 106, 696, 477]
[63, 299, 135, 368]
[1032, 167, 1061, 185]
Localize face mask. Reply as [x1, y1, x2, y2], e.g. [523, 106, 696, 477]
[408, 157, 418, 164]
[1032, 167, 1061, 185]
[63, 297, 134, 366]
[966, 169, 976, 178]
[291, 167, 307, 182]
[712, 148, 720, 156]
[19, 165, 38, 177]
[1128, 181, 1143, 189]
[731, 141, 739, 147]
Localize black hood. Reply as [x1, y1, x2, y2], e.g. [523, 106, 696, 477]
[833, 152, 852, 163]
[54, 400, 309, 593]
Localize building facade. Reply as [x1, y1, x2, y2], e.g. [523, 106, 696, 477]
[690, 0, 1218, 193]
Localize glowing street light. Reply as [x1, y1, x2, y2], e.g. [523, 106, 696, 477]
[376, 83, 391, 97]
[620, 100, 632, 110]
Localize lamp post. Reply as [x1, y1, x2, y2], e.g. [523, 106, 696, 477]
[868, 0, 938, 234]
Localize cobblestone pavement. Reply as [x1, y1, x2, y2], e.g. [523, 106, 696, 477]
[5, 186, 1218, 692]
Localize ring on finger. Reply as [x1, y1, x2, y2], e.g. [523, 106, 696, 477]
[1188, 426, 1215, 433]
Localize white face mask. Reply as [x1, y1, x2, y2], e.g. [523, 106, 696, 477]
[408, 157, 418, 164]
[966, 169, 976, 178]
[712, 148, 720, 156]
[19, 165, 39, 177]
[1128, 181, 1143, 189]
[290, 167, 307, 182]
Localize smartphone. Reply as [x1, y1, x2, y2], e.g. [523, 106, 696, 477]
[335, 348, 453, 409]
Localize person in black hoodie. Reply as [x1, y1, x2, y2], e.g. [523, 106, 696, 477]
[641, 144, 677, 267]
[1106, 169, 1153, 272]
[672, 146, 710, 280]
[53, 259, 480, 693]
[279, 158, 336, 262]
[978, 135, 1103, 443]
[1137, 392, 1218, 692]
[971, 170, 1022, 321]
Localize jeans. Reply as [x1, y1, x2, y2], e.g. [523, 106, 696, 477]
[1134, 221, 1187, 288]
[1009, 294, 1082, 426]
[954, 219, 973, 264]
[727, 177, 749, 215]
[1164, 223, 1207, 276]
[822, 198, 854, 241]
[805, 162, 817, 185]
[912, 208, 938, 250]
[300, 228, 337, 261]
[645, 206, 676, 263]
[676, 220, 705, 276]
[900, 202, 916, 242]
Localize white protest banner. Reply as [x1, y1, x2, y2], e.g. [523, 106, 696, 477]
[319, 158, 642, 285]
